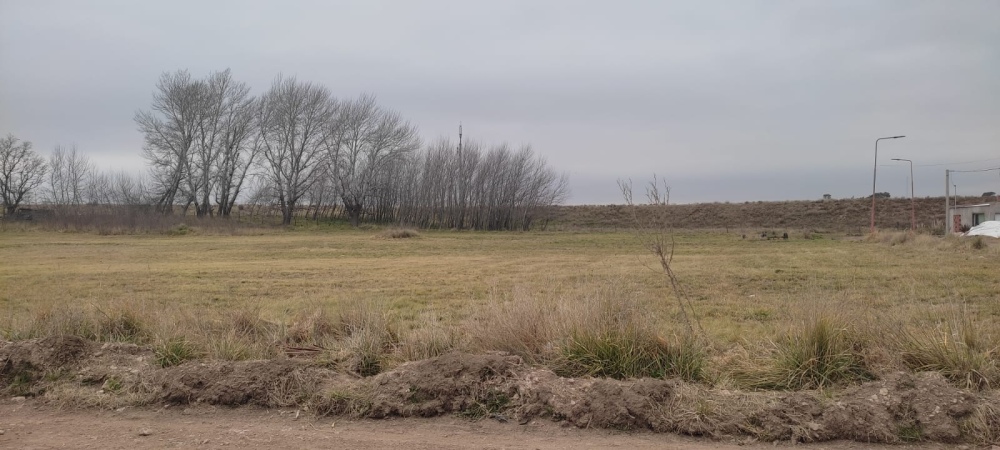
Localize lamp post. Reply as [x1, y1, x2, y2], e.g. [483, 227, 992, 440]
[891, 158, 915, 232]
[871, 135, 905, 234]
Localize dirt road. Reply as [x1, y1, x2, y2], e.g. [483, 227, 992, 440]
[1, 400, 959, 450]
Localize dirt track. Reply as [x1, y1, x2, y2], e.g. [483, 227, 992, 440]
[1, 400, 961, 450]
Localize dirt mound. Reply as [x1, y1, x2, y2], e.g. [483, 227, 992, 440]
[0, 336, 91, 395]
[159, 359, 335, 407]
[365, 352, 522, 418]
[0, 336, 91, 368]
[516, 370, 685, 431]
[702, 372, 976, 443]
[1, 341, 997, 445]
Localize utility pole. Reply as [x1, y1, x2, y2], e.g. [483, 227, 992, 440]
[891, 158, 915, 232]
[945, 169, 950, 234]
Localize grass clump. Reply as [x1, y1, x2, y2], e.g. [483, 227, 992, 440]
[153, 337, 201, 367]
[333, 300, 399, 376]
[555, 285, 704, 381]
[380, 227, 420, 239]
[461, 389, 511, 419]
[898, 314, 999, 390]
[6, 305, 97, 340]
[560, 331, 703, 381]
[287, 307, 336, 345]
[737, 315, 874, 390]
[399, 312, 458, 361]
[467, 288, 556, 363]
[960, 400, 1000, 445]
[95, 305, 149, 343]
[313, 388, 374, 417]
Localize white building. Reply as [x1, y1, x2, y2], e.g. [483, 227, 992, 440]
[948, 202, 1000, 233]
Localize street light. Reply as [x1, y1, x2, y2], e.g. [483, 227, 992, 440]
[891, 158, 915, 232]
[871, 135, 905, 233]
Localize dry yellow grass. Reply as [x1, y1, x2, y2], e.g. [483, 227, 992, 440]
[1, 228, 998, 385]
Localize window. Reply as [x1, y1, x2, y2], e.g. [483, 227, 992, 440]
[973, 213, 986, 226]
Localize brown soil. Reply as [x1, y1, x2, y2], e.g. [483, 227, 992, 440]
[0, 400, 965, 450]
[2, 338, 998, 447]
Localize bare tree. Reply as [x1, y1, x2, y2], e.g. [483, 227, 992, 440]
[135, 70, 201, 214]
[187, 69, 259, 217]
[0, 134, 48, 215]
[258, 76, 337, 225]
[47, 145, 93, 206]
[329, 94, 420, 227]
[618, 176, 699, 337]
[213, 76, 260, 217]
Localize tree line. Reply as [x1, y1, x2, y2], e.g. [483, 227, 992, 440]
[1, 69, 568, 230]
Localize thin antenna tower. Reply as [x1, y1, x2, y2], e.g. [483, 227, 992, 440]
[458, 122, 463, 153]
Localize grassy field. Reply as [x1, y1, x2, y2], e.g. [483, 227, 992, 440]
[2, 226, 998, 388]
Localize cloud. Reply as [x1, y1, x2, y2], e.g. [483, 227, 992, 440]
[2, 0, 997, 203]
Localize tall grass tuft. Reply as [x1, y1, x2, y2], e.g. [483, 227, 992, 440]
[399, 312, 458, 361]
[560, 331, 703, 381]
[554, 284, 704, 381]
[961, 399, 1000, 445]
[898, 312, 999, 390]
[467, 287, 557, 363]
[287, 307, 336, 345]
[5, 305, 97, 340]
[95, 303, 150, 343]
[153, 337, 200, 367]
[737, 314, 874, 390]
[333, 299, 399, 376]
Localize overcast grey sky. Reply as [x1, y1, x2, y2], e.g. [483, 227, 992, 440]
[2, 0, 998, 204]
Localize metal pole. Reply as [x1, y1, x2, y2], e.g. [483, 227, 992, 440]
[892, 158, 915, 232]
[945, 170, 950, 234]
[871, 136, 905, 234]
[909, 160, 915, 232]
[871, 140, 879, 234]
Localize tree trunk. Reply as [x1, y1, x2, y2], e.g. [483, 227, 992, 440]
[282, 202, 295, 225]
[345, 203, 362, 227]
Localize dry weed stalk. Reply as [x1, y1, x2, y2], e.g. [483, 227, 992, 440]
[618, 176, 703, 338]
